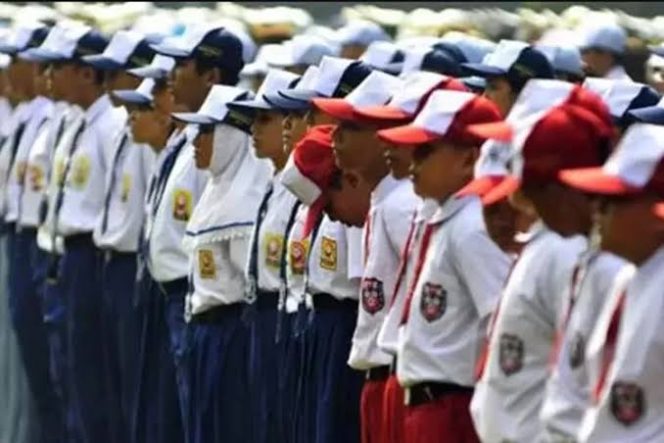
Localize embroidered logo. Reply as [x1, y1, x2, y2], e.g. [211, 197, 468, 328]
[419, 282, 446, 322]
[198, 249, 216, 279]
[28, 165, 44, 191]
[610, 381, 644, 426]
[264, 233, 283, 268]
[361, 278, 385, 315]
[499, 333, 524, 376]
[172, 189, 192, 222]
[320, 236, 337, 271]
[121, 174, 132, 202]
[290, 239, 308, 275]
[70, 155, 90, 189]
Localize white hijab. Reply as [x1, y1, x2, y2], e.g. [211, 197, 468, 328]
[184, 123, 272, 249]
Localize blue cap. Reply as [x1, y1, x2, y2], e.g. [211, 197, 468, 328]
[462, 40, 554, 84]
[113, 78, 157, 105]
[151, 24, 244, 78]
[0, 23, 49, 55]
[537, 45, 584, 79]
[82, 30, 157, 71]
[579, 23, 626, 55]
[432, 41, 467, 63]
[440, 34, 496, 63]
[21, 22, 108, 63]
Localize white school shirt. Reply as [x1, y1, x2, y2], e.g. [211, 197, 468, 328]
[0, 97, 11, 137]
[307, 215, 363, 300]
[377, 197, 439, 356]
[55, 95, 126, 236]
[578, 246, 664, 442]
[147, 138, 208, 282]
[36, 105, 84, 253]
[348, 176, 419, 370]
[605, 65, 632, 81]
[470, 222, 587, 443]
[250, 173, 300, 292]
[397, 195, 511, 387]
[539, 250, 627, 441]
[19, 101, 68, 228]
[5, 96, 52, 224]
[93, 122, 155, 252]
[284, 204, 308, 313]
[0, 101, 31, 218]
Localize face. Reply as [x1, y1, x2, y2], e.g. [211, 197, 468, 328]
[47, 62, 76, 102]
[252, 109, 286, 166]
[171, 58, 212, 112]
[482, 199, 520, 253]
[341, 44, 367, 60]
[305, 107, 337, 130]
[128, 86, 173, 150]
[483, 77, 515, 117]
[193, 126, 214, 169]
[410, 140, 477, 200]
[105, 70, 141, 107]
[325, 170, 372, 226]
[522, 181, 592, 237]
[581, 49, 613, 78]
[282, 111, 307, 155]
[384, 141, 414, 180]
[332, 121, 385, 175]
[32, 62, 49, 98]
[8, 57, 34, 100]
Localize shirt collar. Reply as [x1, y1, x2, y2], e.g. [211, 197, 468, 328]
[85, 94, 113, 125]
[514, 218, 547, 244]
[371, 174, 399, 208]
[635, 243, 664, 279]
[428, 194, 476, 225]
[416, 197, 439, 223]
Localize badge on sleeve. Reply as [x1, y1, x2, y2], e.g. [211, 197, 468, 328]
[499, 333, 524, 376]
[419, 282, 446, 322]
[28, 165, 45, 191]
[264, 233, 284, 268]
[610, 381, 644, 426]
[173, 189, 192, 221]
[320, 236, 337, 271]
[121, 174, 132, 202]
[198, 249, 216, 280]
[361, 278, 384, 315]
[70, 155, 91, 189]
[290, 239, 308, 275]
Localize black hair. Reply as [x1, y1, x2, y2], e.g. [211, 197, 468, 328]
[194, 56, 239, 86]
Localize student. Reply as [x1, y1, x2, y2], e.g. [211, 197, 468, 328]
[227, 67, 301, 443]
[579, 22, 631, 80]
[173, 85, 271, 443]
[461, 39, 554, 116]
[468, 81, 616, 442]
[82, 30, 158, 443]
[376, 90, 511, 443]
[558, 124, 664, 441]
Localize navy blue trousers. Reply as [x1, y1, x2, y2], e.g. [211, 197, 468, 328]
[98, 251, 139, 443]
[300, 296, 364, 443]
[7, 228, 64, 443]
[186, 304, 252, 443]
[277, 309, 305, 443]
[58, 235, 109, 443]
[130, 276, 184, 443]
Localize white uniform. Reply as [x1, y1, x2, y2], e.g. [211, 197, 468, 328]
[55, 95, 126, 237]
[5, 96, 52, 225]
[539, 250, 627, 441]
[348, 176, 418, 371]
[397, 195, 511, 387]
[0, 102, 31, 218]
[578, 246, 664, 442]
[93, 123, 155, 253]
[377, 198, 439, 356]
[284, 204, 308, 313]
[470, 221, 587, 442]
[605, 65, 632, 81]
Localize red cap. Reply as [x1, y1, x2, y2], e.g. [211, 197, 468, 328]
[456, 175, 507, 198]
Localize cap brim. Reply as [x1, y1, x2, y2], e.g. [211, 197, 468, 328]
[481, 176, 520, 206]
[467, 121, 513, 142]
[627, 107, 664, 125]
[558, 168, 640, 195]
[354, 105, 411, 122]
[228, 98, 274, 111]
[312, 98, 356, 121]
[150, 42, 189, 58]
[172, 112, 217, 125]
[279, 88, 320, 103]
[653, 202, 664, 220]
[263, 92, 311, 112]
[0, 44, 18, 55]
[377, 124, 441, 146]
[461, 76, 487, 92]
[82, 54, 124, 70]
[381, 62, 403, 75]
[456, 175, 507, 198]
[19, 47, 62, 62]
[112, 89, 151, 105]
[461, 62, 506, 78]
[128, 65, 169, 79]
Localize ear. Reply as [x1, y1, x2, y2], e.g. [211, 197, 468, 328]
[204, 66, 222, 87]
[344, 171, 361, 188]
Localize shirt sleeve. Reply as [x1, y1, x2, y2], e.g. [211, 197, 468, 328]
[346, 225, 364, 280]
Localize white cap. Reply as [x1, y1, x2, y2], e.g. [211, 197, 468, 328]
[474, 140, 512, 178]
[337, 20, 390, 47]
[603, 124, 664, 187]
[82, 30, 146, 69]
[128, 53, 175, 79]
[359, 41, 403, 74]
[388, 71, 449, 115]
[22, 21, 90, 61]
[230, 68, 299, 110]
[269, 35, 337, 68]
[412, 91, 476, 136]
[112, 78, 156, 105]
[344, 70, 401, 108]
[312, 56, 356, 96]
[0, 22, 45, 54]
[579, 22, 627, 55]
[583, 78, 657, 119]
[173, 85, 250, 124]
[241, 43, 288, 77]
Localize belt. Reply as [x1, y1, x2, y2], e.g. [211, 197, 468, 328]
[191, 303, 243, 324]
[366, 365, 390, 381]
[312, 293, 357, 311]
[404, 381, 474, 407]
[390, 356, 398, 375]
[64, 233, 94, 249]
[255, 290, 279, 311]
[15, 225, 37, 236]
[156, 277, 188, 297]
[99, 248, 135, 264]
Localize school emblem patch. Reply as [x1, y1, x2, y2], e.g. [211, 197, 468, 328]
[610, 381, 644, 426]
[70, 155, 90, 189]
[361, 278, 384, 315]
[290, 239, 308, 275]
[568, 332, 585, 369]
[264, 233, 283, 268]
[419, 282, 446, 322]
[499, 333, 524, 376]
[172, 189, 192, 222]
[198, 249, 216, 280]
[320, 236, 337, 271]
[28, 165, 44, 191]
[121, 174, 132, 202]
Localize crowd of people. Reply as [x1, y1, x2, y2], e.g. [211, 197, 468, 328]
[1, 3, 664, 443]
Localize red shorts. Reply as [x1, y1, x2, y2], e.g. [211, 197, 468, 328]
[403, 391, 479, 443]
[361, 378, 388, 443]
[382, 374, 405, 443]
